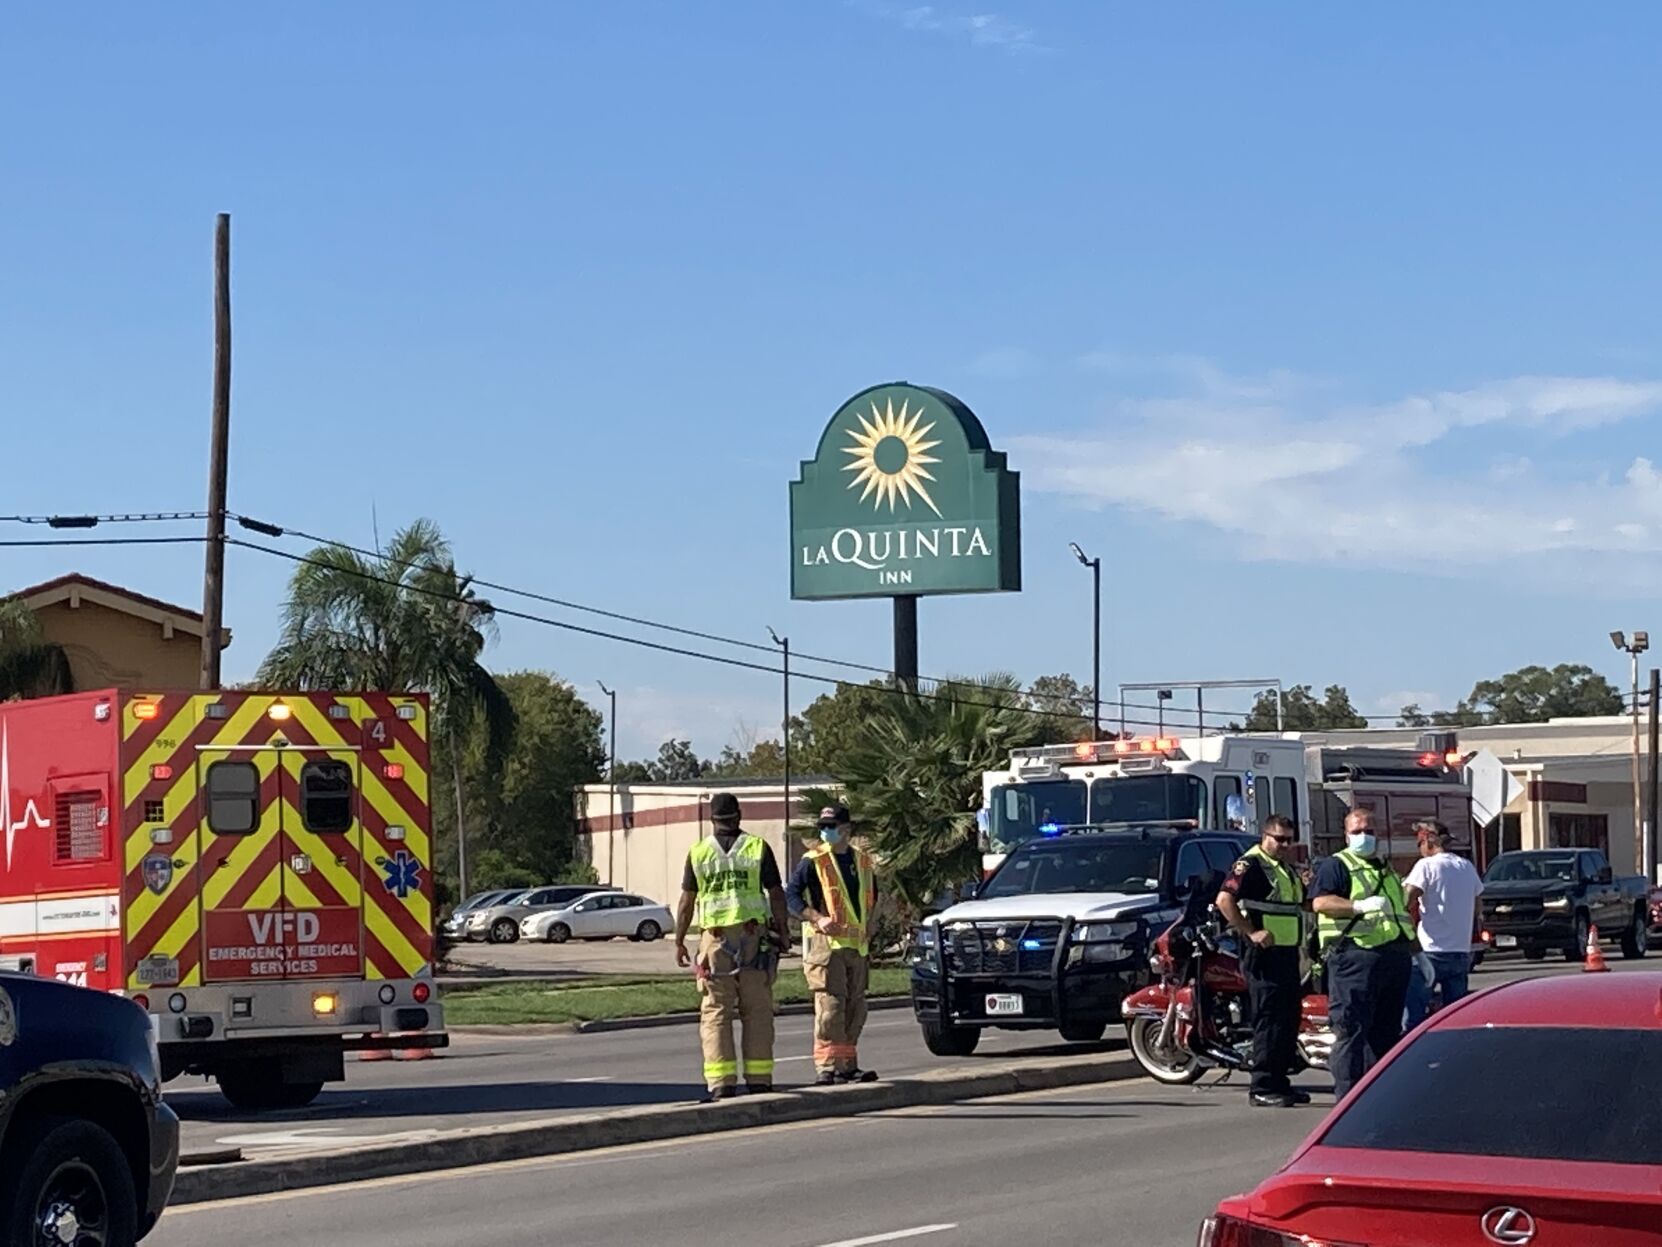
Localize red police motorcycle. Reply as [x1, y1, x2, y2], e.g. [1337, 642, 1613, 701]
[1121, 877, 1333, 1084]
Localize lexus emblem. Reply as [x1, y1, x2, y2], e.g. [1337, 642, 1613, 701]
[1482, 1207, 1537, 1245]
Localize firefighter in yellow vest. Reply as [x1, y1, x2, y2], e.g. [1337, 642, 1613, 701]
[674, 793, 790, 1102]
[1311, 807, 1417, 1100]
[1217, 814, 1310, 1108]
[786, 804, 879, 1085]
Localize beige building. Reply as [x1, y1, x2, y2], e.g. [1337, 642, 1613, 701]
[1300, 718, 1653, 879]
[14, 574, 230, 691]
[576, 777, 836, 904]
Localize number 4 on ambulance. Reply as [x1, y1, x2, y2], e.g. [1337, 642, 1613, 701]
[362, 717, 390, 750]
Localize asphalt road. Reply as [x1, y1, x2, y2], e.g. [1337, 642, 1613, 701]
[152, 1077, 1330, 1247]
[167, 952, 1649, 1162]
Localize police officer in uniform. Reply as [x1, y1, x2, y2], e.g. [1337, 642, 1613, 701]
[1217, 814, 1309, 1108]
[1311, 807, 1416, 1100]
[673, 793, 791, 1101]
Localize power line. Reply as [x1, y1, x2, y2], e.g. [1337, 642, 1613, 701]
[0, 511, 208, 527]
[228, 536, 1231, 730]
[0, 535, 210, 548]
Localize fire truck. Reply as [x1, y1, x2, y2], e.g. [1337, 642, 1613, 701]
[980, 731, 1473, 877]
[0, 688, 446, 1109]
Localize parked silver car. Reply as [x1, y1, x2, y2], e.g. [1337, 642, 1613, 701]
[442, 889, 520, 940]
[521, 892, 673, 943]
[466, 884, 610, 944]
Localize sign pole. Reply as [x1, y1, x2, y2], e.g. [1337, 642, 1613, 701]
[200, 212, 232, 690]
[893, 595, 918, 692]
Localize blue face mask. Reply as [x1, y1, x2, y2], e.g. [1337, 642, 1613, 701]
[819, 825, 845, 847]
[1347, 831, 1378, 857]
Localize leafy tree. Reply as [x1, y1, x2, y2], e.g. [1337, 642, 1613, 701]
[1242, 684, 1368, 731]
[257, 519, 516, 896]
[709, 735, 788, 778]
[791, 680, 896, 775]
[611, 760, 654, 783]
[1406, 663, 1624, 727]
[0, 598, 73, 701]
[1026, 673, 1094, 740]
[649, 739, 706, 781]
[835, 673, 1046, 915]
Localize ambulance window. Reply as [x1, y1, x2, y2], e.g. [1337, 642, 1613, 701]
[1273, 777, 1300, 822]
[206, 762, 261, 834]
[300, 759, 354, 833]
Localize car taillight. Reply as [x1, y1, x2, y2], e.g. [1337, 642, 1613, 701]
[1199, 1215, 1361, 1247]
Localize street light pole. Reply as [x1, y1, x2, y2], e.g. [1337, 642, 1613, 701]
[1612, 631, 1651, 877]
[597, 682, 617, 887]
[1069, 543, 1102, 739]
[768, 628, 792, 859]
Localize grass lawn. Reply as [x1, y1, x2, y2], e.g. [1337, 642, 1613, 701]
[445, 966, 913, 1026]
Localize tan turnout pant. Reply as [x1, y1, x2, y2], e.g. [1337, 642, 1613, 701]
[805, 943, 870, 1074]
[697, 928, 776, 1091]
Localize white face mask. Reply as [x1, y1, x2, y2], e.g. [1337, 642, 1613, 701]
[1347, 831, 1378, 856]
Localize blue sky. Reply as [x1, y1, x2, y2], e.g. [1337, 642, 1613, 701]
[6, 3, 1662, 758]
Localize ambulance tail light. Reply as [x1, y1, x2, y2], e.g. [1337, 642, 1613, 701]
[412, 981, 432, 1004]
[133, 702, 160, 721]
[383, 763, 405, 780]
[132, 994, 150, 1011]
[150, 764, 173, 781]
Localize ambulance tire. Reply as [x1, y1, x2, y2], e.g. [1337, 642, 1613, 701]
[217, 1067, 325, 1111]
[0, 1116, 139, 1247]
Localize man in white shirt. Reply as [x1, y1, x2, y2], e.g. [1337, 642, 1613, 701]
[1403, 820, 1485, 1029]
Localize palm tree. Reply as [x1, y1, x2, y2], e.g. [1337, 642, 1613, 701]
[258, 520, 515, 895]
[835, 673, 1043, 914]
[0, 597, 74, 701]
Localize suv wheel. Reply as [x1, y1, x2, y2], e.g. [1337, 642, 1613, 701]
[920, 1020, 980, 1057]
[1622, 905, 1649, 959]
[490, 918, 520, 945]
[0, 1116, 138, 1247]
[1058, 1018, 1108, 1044]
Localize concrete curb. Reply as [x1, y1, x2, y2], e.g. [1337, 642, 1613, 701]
[171, 1052, 1140, 1205]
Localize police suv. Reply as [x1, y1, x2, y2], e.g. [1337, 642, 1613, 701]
[909, 823, 1253, 1054]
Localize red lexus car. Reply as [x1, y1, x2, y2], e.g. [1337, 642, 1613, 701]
[1201, 971, 1662, 1246]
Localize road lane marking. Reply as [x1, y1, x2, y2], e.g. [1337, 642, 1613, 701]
[815, 1225, 957, 1247]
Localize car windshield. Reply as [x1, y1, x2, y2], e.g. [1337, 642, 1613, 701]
[1486, 853, 1578, 883]
[980, 839, 1165, 898]
[1321, 1027, 1662, 1164]
[988, 780, 1087, 853]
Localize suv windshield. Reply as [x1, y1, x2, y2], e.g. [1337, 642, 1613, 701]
[988, 780, 1087, 853]
[1322, 1027, 1662, 1164]
[981, 838, 1165, 898]
[1089, 775, 1206, 824]
[1486, 853, 1579, 884]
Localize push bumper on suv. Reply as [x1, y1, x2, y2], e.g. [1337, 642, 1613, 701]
[910, 916, 1147, 1031]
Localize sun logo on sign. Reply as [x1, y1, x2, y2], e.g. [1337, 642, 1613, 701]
[841, 397, 943, 516]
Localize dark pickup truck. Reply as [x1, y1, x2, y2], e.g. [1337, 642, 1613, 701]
[1481, 848, 1651, 962]
[909, 824, 1254, 1055]
[0, 974, 178, 1244]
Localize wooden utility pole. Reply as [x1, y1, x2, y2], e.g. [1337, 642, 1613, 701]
[200, 213, 232, 689]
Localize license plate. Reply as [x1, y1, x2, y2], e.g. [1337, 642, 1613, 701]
[985, 993, 1023, 1016]
[1494, 935, 1517, 948]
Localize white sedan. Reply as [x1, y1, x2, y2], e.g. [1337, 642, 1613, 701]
[521, 892, 672, 944]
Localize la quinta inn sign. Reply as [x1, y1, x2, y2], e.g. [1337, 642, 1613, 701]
[790, 383, 1020, 601]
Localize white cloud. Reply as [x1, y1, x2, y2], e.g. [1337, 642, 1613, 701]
[614, 685, 780, 760]
[854, 2, 1045, 54]
[1010, 365, 1662, 584]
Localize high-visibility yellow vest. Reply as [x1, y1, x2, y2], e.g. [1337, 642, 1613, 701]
[1238, 844, 1305, 947]
[801, 843, 876, 955]
[689, 833, 769, 930]
[1317, 848, 1413, 950]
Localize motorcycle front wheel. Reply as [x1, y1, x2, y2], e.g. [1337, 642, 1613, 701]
[1125, 1016, 1204, 1084]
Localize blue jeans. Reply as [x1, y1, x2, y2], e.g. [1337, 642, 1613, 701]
[1404, 951, 1472, 1030]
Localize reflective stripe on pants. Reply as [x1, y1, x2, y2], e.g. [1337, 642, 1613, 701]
[805, 946, 870, 1074]
[697, 929, 776, 1090]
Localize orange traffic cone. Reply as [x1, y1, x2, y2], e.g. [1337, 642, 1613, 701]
[1583, 924, 1610, 973]
[357, 1033, 393, 1061]
[395, 1033, 434, 1061]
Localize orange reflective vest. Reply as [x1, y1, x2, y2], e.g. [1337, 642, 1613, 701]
[804, 842, 876, 955]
